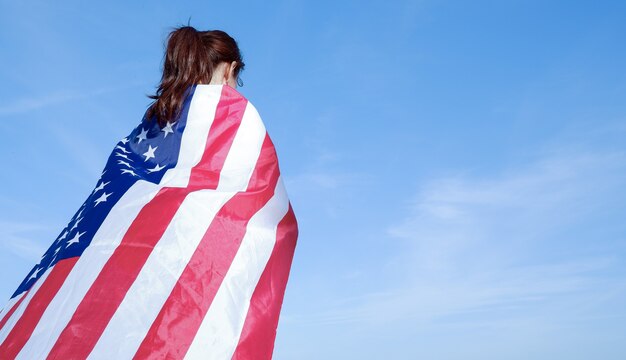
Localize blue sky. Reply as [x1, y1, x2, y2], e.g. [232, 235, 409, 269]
[1, 0, 626, 358]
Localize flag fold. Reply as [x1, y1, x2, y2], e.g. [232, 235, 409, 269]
[0, 84, 298, 360]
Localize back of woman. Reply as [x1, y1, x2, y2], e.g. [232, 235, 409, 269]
[0, 26, 299, 360]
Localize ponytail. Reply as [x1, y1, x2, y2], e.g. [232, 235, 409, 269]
[146, 26, 245, 127]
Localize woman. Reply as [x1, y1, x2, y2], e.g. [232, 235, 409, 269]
[0, 26, 298, 360]
[145, 26, 246, 126]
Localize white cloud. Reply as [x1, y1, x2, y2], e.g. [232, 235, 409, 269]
[288, 147, 626, 329]
[0, 82, 142, 116]
[0, 91, 83, 116]
[0, 221, 52, 262]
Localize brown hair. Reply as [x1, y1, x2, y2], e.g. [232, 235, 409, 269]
[146, 26, 245, 127]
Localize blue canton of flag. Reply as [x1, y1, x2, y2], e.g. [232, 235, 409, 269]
[10, 86, 197, 299]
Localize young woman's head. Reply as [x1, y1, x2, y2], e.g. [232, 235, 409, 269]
[146, 26, 245, 127]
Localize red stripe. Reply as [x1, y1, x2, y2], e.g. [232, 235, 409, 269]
[46, 86, 248, 360]
[231, 205, 298, 360]
[0, 257, 79, 359]
[132, 135, 280, 359]
[0, 293, 28, 332]
[187, 87, 246, 189]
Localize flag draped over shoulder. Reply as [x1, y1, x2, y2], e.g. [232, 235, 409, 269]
[0, 84, 299, 360]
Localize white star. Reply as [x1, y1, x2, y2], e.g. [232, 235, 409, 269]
[28, 267, 42, 281]
[143, 145, 158, 162]
[121, 169, 138, 176]
[117, 160, 134, 168]
[120, 137, 129, 144]
[57, 229, 68, 242]
[115, 152, 132, 161]
[136, 128, 148, 143]
[66, 231, 86, 247]
[94, 180, 110, 193]
[115, 145, 131, 154]
[100, 169, 107, 177]
[70, 217, 82, 231]
[147, 163, 166, 173]
[162, 121, 175, 138]
[94, 191, 112, 206]
[51, 247, 61, 265]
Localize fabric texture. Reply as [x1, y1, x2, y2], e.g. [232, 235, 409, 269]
[0, 84, 298, 360]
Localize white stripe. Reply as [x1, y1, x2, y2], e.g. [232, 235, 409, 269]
[217, 102, 266, 192]
[0, 268, 52, 345]
[0, 292, 25, 324]
[184, 178, 289, 360]
[15, 85, 222, 360]
[161, 85, 223, 188]
[87, 102, 266, 359]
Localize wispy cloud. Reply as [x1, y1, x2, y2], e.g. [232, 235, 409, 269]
[283, 111, 371, 218]
[288, 146, 626, 329]
[0, 82, 143, 117]
[0, 221, 52, 262]
[0, 91, 85, 116]
[284, 167, 366, 219]
[47, 123, 111, 182]
[285, 170, 356, 191]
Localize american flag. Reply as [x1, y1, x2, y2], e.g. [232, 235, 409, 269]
[0, 84, 299, 359]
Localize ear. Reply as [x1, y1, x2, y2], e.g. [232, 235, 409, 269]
[222, 61, 238, 87]
[228, 61, 237, 81]
[220, 62, 230, 83]
[221, 62, 230, 85]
